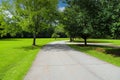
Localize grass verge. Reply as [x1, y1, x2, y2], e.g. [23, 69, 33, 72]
[68, 44, 120, 67]
[74, 38, 120, 45]
[0, 38, 67, 80]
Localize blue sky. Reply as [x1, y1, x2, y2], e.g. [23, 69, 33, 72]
[58, 0, 66, 11]
[58, 1, 66, 7]
[0, 0, 66, 11]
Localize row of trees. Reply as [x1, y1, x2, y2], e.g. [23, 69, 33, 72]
[1, 0, 120, 45]
[0, 0, 60, 45]
[0, 26, 66, 38]
[61, 0, 120, 45]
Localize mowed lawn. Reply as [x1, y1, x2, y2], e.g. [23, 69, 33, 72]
[75, 38, 120, 45]
[69, 39, 120, 67]
[0, 38, 66, 80]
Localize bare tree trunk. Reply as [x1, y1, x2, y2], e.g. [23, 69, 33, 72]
[70, 36, 73, 42]
[33, 32, 36, 46]
[33, 15, 38, 46]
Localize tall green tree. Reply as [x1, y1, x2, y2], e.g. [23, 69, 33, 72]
[62, 0, 97, 45]
[91, 0, 120, 39]
[61, 7, 78, 42]
[62, 0, 120, 43]
[14, 0, 58, 45]
[0, 1, 21, 37]
[1, 0, 58, 45]
[76, 12, 93, 45]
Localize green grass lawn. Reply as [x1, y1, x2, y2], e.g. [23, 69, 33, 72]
[75, 38, 120, 45]
[69, 39, 120, 67]
[0, 38, 67, 80]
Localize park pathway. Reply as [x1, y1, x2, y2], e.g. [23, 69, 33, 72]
[24, 41, 120, 80]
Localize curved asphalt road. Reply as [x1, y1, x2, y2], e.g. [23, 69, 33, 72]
[24, 41, 120, 80]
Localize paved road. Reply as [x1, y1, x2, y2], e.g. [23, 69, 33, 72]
[24, 41, 120, 80]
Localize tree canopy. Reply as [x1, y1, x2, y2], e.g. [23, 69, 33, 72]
[0, 0, 58, 45]
[1, 0, 120, 45]
[61, 0, 120, 45]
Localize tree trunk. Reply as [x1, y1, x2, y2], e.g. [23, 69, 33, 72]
[70, 36, 73, 42]
[33, 32, 36, 46]
[84, 38, 87, 46]
[33, 17, 38, 46]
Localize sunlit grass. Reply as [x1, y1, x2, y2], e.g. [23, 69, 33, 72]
[0, 38, 67, 80]
[69, 39, 120, 67]
[75, 38, 120, 45]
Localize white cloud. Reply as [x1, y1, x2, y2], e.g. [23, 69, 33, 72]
[4, 11, 13, 18]
[58, 7, 65, 12]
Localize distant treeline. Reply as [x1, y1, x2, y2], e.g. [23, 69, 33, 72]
[1, 30, 67, 38]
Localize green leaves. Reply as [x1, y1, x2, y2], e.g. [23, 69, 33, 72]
[15, 0, 58, 33]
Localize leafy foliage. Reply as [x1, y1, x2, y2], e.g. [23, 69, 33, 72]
[61, 0, 120, 45]
[0, 0, 59, 45]
[52, 33, 60, 39]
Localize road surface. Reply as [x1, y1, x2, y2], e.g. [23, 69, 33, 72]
[24, 41, 120, 80]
